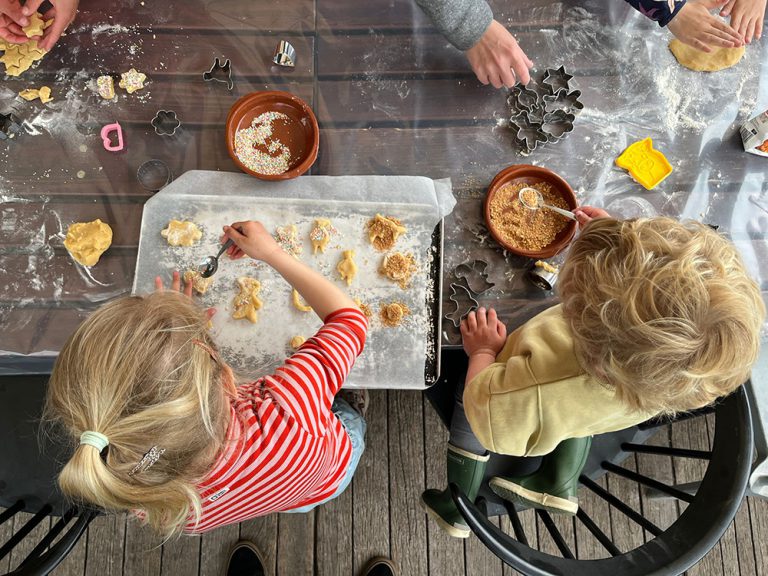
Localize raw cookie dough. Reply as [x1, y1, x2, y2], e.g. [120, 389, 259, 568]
[669, 39, 745, 72]
[337, 250, 358, 286]
[63, 219, 113, 266]
[380, 302, 410, 327]
[97, 75, 115, 99]
[161, 220, 202, 246]
[184, 270, 214, 294]
[367, 214, 407, 251]
[23, 12, 46, 37]
[309, 218, 336, 254]
[19, 86, 53, 103]
[119, 68, 147, 93]
[379, 252, 417, 289]
[0, 38, 47, 76]
[275, 224, 302, 257]
[232, 277, 262, 323]
[292, 289, 312, 312]
[290, 335, 306, 349]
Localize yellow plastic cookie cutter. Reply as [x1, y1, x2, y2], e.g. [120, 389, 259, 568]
[615, 138, 673, 190]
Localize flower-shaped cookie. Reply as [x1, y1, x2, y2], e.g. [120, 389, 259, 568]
[118, 68, 147, 93]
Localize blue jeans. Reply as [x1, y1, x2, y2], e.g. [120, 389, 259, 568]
[284, 397, 367, 513]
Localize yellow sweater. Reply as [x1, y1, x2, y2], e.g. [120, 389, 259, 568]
[463, 305, 658, 457]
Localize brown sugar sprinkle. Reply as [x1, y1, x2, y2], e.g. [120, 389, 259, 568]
[489, 182, 570, 251]
[354, 298, 373, 319]
[367, 214, 407, 251]
[379, 302, 410, 327]
[380, 252, 417, 289]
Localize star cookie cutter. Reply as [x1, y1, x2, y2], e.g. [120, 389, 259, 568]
[541, 66, 574, 94]
[203, 57, 233, 90]
[151, 110, 181, 136]
[100, 122, 124, 152]
[445, 283, 479, 328]
[543, 88, 584, 114]
[272, 40, 296, 68]
[541, 109, 575, 142]
[453, 259, 495, 295]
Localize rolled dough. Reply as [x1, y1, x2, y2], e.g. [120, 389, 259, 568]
[668, 39, 745, 72]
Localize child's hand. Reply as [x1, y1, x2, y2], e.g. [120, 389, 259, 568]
[573, 206, 611, 227]
[667, 0, 744, 52]
[22, 0, 79, 52]
[465, 20, 534, 88]
[461, 307, 507, 358]
[720, 0, 765, 43]
[154, 270, 216, 319]
[222, 221, 283, 263]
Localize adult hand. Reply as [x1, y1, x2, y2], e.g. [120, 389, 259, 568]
[0, 0, 28, 44]
[465, 19, 533, 89]
[573, 206, 610, 227]
[460, 307, 507, 358]
[222, 221, 283, 263]
[720, 0, 765, 43]
[22, 0, 79, 52]
[667, 0, 744, 52]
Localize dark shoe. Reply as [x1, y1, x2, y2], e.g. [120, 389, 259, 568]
[226, 540, 266, 576]
[360, 557, 398, 576]
[420, 444, 490, 538]
[489, 436, 592, 515]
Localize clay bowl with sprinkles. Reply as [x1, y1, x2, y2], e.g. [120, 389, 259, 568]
[226, 91, 319, 181]
[484, 165, 577, 259]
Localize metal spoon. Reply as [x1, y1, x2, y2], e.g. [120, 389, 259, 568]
[199, 238, 235, 279]
[518, 187, 577, 221]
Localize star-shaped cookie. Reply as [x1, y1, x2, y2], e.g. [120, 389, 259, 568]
[23, 12, 45, 37]
[118, 68, 147, 93]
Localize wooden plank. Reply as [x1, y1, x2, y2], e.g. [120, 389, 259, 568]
[604, 454, 645, 554]
[160, 534, 201, 576]
[238, 515, 278, 576]
[0, 507, 11, 573]
[8, 513, 50, 573]
[423, 394, 465, 576]
[535, 512, 576, 559]
[83, 514, 127, 576]
[732, 497, 757, 576]
[635, 428, 679, 542]
[748, 496, 768, 576]
[49, 513, 86, 576]
[122, 518, 162, 576]
[277, 512, 315, 575]
[574, 475, 612, 560]
[199, 522, 239, 576]
[388, 390, 428, 576]
[353, 390, 390, 573]
[315, 483, 353, 576]
[465, 515, 503, 576]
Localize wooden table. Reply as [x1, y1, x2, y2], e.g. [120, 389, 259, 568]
[1, 0, 767, 372]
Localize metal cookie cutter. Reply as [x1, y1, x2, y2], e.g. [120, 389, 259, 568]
[454, 259, 495, 295]
[137, 159, 173, 192]
[151, 110, 181, 136]
[203, 57, 233, 90]
[445, 283, 479, 328]
[527, 260, 559, 291]
[273, 40, 296, 68]
[541, 66, 574, 94]
[0, 112, 23, 141]
[510, 116, 547, 154]
[541, 109, 575, 142]
[543, 88, 584, 114]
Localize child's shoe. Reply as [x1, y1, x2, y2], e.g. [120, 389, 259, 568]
[420, 444, 490, 538]
[489, 436, 592, 515]
[338, 388, 369, 418]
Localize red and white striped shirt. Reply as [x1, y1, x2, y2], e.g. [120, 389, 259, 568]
[185, 308, 368, 533]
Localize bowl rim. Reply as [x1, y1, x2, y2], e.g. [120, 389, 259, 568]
[483, 164, 578, 259]
[225, 90, 319, 181]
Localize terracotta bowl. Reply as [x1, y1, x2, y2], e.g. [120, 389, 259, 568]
[226, 91, 319, 181]
[483, 165, 578, 259]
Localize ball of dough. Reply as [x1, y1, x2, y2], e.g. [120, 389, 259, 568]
[668, 39, 745, 72]
[64, 219, 113, 266]
[290, 335, 306, 349]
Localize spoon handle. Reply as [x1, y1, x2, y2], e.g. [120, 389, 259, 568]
[216, 238, 235, 258]
[544, 204, 577, 221]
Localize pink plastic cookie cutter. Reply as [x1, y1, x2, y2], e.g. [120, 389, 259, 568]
[100, 122, 124, 152]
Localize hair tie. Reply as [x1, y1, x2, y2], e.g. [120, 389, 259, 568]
[80, 431, 109, 452]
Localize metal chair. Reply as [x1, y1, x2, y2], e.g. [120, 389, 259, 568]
[0, 374, 97, 576]
[427, 347, 754, 575]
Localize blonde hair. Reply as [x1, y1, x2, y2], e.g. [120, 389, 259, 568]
[560, 217, 764, 415]
[44, 292, 231, 537]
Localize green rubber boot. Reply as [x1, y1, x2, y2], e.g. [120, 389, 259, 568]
[489, 436, 592, 516]
[420, 444, 490, 538]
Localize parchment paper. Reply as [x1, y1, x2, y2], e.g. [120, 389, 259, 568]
[132, 170, 454, 389]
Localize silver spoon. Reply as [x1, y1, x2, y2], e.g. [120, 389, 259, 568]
[518, 187, 577, 221]
[199, 238, 235, 279]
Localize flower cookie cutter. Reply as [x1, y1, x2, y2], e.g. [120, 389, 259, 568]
[615, 137, 673, 190]
[100, 122, 124, 152]
[272, 40, 296, 68]
[151, 110, 181, 136]
[203, 57, 233, 91]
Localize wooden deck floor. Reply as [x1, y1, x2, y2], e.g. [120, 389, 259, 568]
[2, 390, 766, 576]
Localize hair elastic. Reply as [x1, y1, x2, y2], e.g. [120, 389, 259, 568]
[80, 430, 109, 452]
